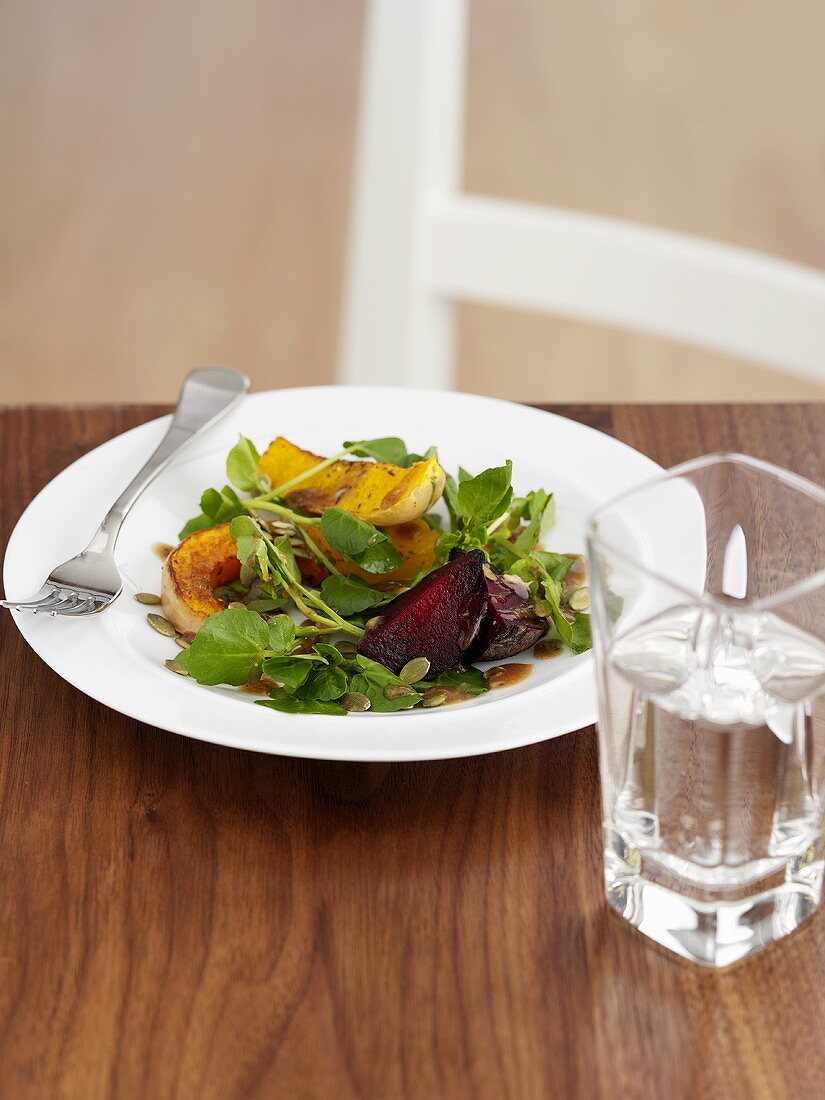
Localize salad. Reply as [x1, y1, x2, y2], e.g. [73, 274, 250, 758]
[142, 434, 592, 715]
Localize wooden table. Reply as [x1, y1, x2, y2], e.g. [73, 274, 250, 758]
[1, 403, 823, 1100]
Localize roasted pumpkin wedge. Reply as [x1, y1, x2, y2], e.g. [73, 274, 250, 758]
[161, 519, 439, 633]
[161, 523, 240, 635]
[301, 519, 438, 588]
[258, 437, 445, 526]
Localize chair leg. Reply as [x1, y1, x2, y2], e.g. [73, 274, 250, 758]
[338, 0, 468, 390]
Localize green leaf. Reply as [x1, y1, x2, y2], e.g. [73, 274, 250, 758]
[513, 489, 555, 553]
[257, 691, 346, 716]
[348, 654, 421, 712]
[532, 551, 573, 583]
[400, 445, 439, 468]
[226, 435, 263, 492]
[456, 461, 513, 527]
[267, 615, 296, 655]
[299, 664, 348, 701]
[540, 577, 573, 648]
[261, 653, 325, 693]
[176, 607, 272, 686]
[179, 485, 247, 540]
[320, 508, 402, 574]
[269, 533, 301, 583]
[314, 642, 345, 665]
[230, 514, 270, 583]
[443, 474, 461, 530]
[569, 613, 592, 654]
[417, 666, 488, 697]
[178, 513, 216, 538]
[345, 436, 409, 465]
[319, 573, 392, 616]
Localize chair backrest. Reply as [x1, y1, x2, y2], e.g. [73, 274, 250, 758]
[339, 0, 825, 390]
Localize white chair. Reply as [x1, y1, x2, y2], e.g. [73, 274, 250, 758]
[339, 0, 825, 390]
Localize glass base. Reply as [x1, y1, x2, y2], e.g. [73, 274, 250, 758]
[604, 828, 824, 968]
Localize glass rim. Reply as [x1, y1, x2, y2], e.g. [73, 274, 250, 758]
[586, 451, 825, 615]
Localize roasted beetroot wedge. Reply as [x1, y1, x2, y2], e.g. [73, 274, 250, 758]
[357, 550, 487, 676]
[466, 565, 545, 662]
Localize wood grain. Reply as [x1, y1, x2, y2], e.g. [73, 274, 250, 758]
[1, 404, 824, 1099]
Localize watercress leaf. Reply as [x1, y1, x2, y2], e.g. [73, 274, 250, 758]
[230, 515, 270, 581]
[513, 489, 554, 553]
[314, 642, 344, 665]
[261, 653, 325, 693]
[457, 466, 474, 483]
[442, 474, 461, 529]
[269, 533, 301, 583]
[178, 512, 216, 538]
[267, 614, 296, 656]
[456, 461, 513, 527]
[400, 444, 439, 468]
[320, 508, 401, 574]
[226, 435, 263, 491]
[418, 666, 488, 697]
[257, 691, 346, 716]
[532, 550, 573, 583]
[319, 573, 392, 616]
[299, 664, 348, 701]
[349, 654, 421, 712]
[246, 597, 288, 613]
[345, 437, 409, 465]
[201, 487, 225, 516]
[180, 485, 248, 540]
[176, 607, 272, 686]
[540, 577, 573, 648]
[569, 613, 592, 654]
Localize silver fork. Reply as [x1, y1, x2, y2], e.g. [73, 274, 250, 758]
[1, 367, 249, 617]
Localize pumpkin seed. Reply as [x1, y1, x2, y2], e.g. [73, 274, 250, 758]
[482, 563, 497, 581]
[533, 599, 552, 618]
[164, 658, 189, 676]
[568, 587, 590, 612]
[228, 601, 247, 610]
[341, 691, 371, 713]
[422, 689, 448, 708]
[134, 592, 161, 605]
[174, 635, 191, 649]
[147, 613, 175, 637]
[400, 656, 430, 683]
[364, 615, 385, 631]
[384, 683, 416, 700]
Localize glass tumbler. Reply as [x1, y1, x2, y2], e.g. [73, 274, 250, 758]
[587, 454, 825, 967]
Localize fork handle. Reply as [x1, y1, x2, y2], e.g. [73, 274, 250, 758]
[86, 368, 250, 552]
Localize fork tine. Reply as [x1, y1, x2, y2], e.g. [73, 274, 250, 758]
[2, 589, 60, 612]
[43, 593, 90, 615]
[54, 598, 100, 617]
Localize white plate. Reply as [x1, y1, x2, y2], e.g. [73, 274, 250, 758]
[4, 387, 664, 761]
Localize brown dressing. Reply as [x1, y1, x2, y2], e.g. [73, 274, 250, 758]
[241, 677, 276, 696]
[534, 640, 564, 660]
[438, 688, 475, 706]
[152, 541, 174, 560]
[484, 663, 533, 690]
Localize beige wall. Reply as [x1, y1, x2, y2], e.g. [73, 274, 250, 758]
[2, 1, 824, 405]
